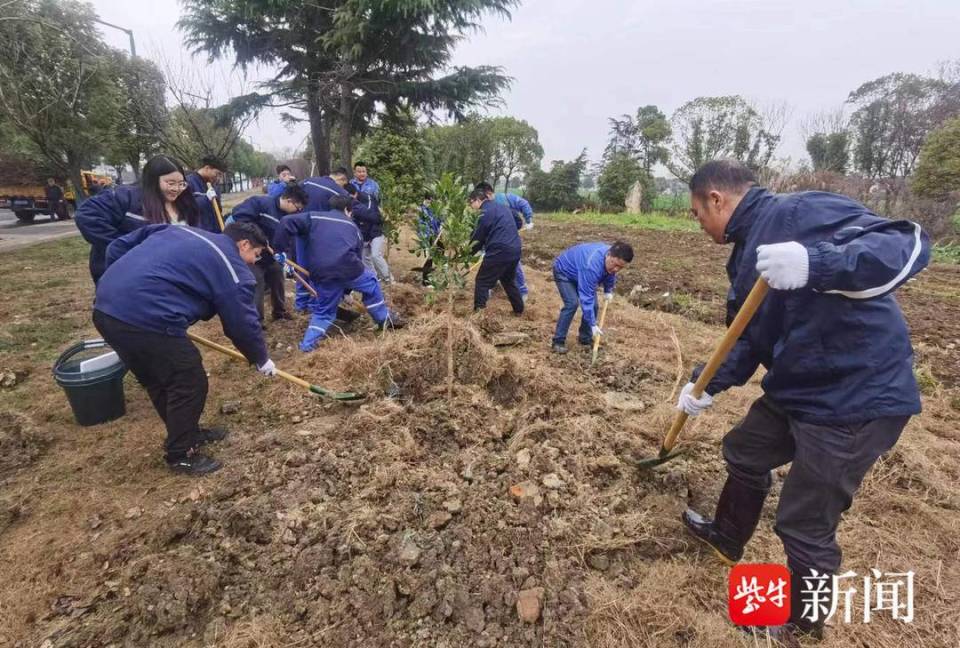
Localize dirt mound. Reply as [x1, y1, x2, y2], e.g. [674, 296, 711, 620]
[2, 226, 958, 648]
[0, 412, 44, 479]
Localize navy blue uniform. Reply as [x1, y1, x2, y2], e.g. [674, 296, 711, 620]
[75, 185, 154, 282]
[697, 185, 930, 586]
[471, 199, 524, 313]
[92, 224, 268, 462]
[273, 210, 392, 351]
[229, 194, 292, 320]
[351, 191, 383, 242]
[302, 176, 348, 212]
[186, 173, 223, 233]
[705, 186, 930, 423]
[230, 194, 287, 242]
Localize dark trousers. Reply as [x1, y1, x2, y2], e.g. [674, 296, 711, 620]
[421, 242, 445, 286]
[474, 256, 524, 313]
[723, 396, 908, 573]
[93, 310, 208, 461]
[552, 267, 596, 345]
[251, 260, 287, 320]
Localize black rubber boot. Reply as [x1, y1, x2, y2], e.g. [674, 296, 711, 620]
[787, 563, 828, 639]
[167, 453, 222, 476]
[682, 476, 768, 565]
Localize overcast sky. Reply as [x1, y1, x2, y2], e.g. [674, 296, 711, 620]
[90, 0, 960, 174]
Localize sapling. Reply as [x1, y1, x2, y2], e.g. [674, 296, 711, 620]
[413, 173, 480, 398]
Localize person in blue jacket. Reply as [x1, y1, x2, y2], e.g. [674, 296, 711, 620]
[350, 161, 380, 200]
[345, 183, 394, 284]
[186, 156, 228, 232]
[551, 241, 634, 354]
[229, 184, 308, 322]
[417, 192, 443, 286]
[676, 160, 931, 643]
[272, 195, 405, 351]
[469, 188, 524, 314]
[92, 221, 276, 476]
[295, 168, 350, 310]
[266, 164, 297, 198]
[76, 155, 201, 283]
[302, 167, 349, 211]
[477, 182, 533, 299]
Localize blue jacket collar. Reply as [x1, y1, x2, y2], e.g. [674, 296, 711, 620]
[724, 185, 766, 244]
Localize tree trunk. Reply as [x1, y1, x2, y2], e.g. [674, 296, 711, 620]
[67, 153, 86, 208]
[306, 87, 331, 175]
[338, 85, 354, 169]
[446, 289, 455, 400]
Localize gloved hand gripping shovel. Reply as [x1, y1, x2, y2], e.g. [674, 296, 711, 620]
[266, 245, 318, 299]
[187, 332, 365, 402]
[591, 297, 610, 366]
[633, 278, 769, 469]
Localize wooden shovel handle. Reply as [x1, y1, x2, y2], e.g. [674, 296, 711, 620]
[661, 278, 770, 453]
[591, 296, 610, 361]
[208, 183, 226, 232]
[186, 331, 311, 390]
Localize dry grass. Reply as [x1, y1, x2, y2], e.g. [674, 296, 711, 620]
[0, 224, 957, 647]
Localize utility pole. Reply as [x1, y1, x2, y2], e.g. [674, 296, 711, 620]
[94, 19, 136, 57]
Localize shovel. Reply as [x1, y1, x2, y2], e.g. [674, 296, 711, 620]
[187, 331, 365, 402]
[265, 245, 317, 298]
[591, 297, 611, 366]
[633, 278, 769, 469]
[209, 183, 226, 231]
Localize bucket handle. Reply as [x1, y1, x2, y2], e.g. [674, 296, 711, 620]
[53, 338, 109, 372]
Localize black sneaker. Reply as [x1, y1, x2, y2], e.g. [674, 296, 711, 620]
[551, 343, 568, 355]
[577, 337, 592, 346]
[272, 311, 294, 321]
[167, 453, 222, 476]
[191, 427, 229, 449]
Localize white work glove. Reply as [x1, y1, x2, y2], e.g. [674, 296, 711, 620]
[591, 325, 603, 338]
[756, 242, 809, 290]
[524, 221, 534, 231]
[604, 292, 614, 302]
[257, 359, 277, 376]
[206, 187, 218, 201]
[676, 382, 713, 417]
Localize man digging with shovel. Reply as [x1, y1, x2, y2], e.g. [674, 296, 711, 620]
[676, 160, 930, 644]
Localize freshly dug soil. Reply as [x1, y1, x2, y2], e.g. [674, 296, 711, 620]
[0, 220, 957, 648]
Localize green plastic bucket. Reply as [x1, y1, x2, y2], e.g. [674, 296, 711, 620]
[53, 339, 128, 426]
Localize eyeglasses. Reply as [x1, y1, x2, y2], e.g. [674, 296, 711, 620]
[162, 180, 188, 189]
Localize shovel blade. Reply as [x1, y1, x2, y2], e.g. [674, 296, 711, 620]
[631, 446, 684, 469]
[308, 385, 366, 402]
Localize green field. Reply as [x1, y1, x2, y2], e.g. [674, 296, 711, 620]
[543, 210, 701, 232]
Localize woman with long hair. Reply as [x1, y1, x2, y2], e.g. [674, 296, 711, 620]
[76, 155, 201, 283]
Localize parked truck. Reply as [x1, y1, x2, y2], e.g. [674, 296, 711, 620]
[0, 154, 112, 224]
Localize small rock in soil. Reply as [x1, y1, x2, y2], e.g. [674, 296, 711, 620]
[427, 511, 452, 529]
[587, 553, 610, 571]
[398, 535, 421, 566]
[492, 332, 530, 347]
[516, 448, 531, 469]
[442, 499, 463, 514]
[541, 473, 564, 490]
[509, 481, 541, 503]
[516, 587, 544, 623]
[219, 401, 240, 415]
[0, 371, 17, 388]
